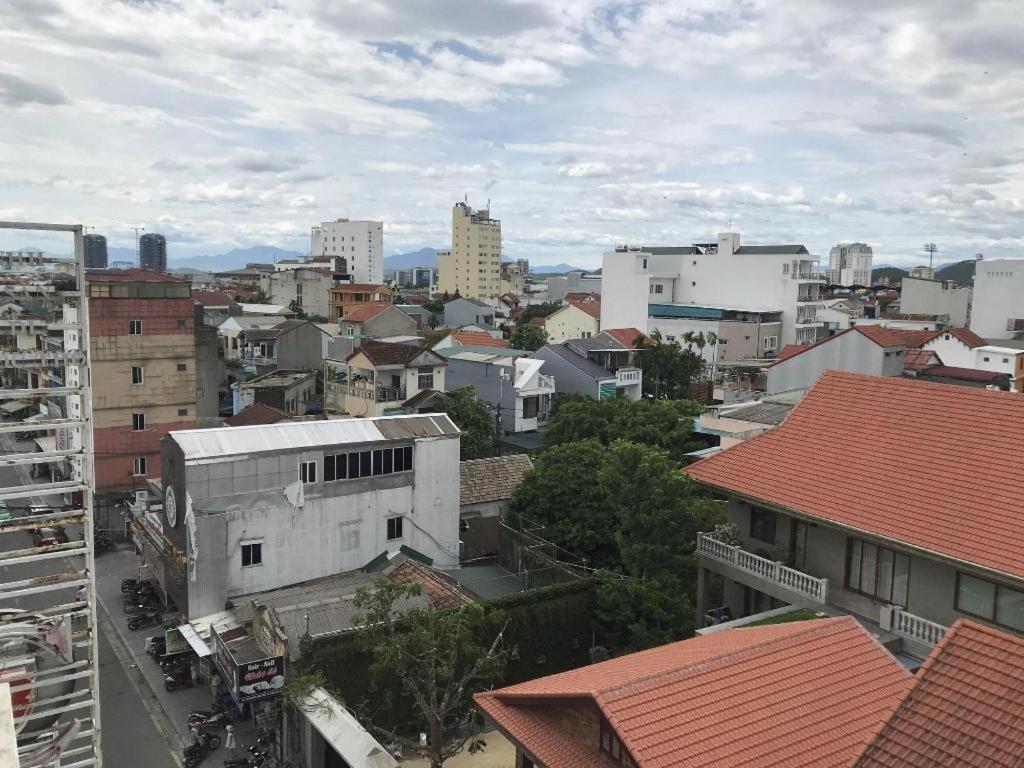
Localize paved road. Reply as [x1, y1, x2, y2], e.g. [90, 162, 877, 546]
[98, 628, 177, 768]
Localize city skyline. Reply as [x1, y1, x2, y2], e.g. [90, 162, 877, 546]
[2, 0, 1022, 268]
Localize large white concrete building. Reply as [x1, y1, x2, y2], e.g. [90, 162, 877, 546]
[157, 415, 462, 619]
[600, 232, 823, 352]
[899, 276, 972, 327]
[311, 218, 383, 284]
[437, 202, 502, 299]
[827, 242, 873, 286]
[969, 258, 1024, 340]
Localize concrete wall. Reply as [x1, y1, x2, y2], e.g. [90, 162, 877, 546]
[277, 324, 326, 371]
[460, 499, 505, 560]
[970, 259, 1024, 340]
[443, 299, 494, 328]
[900, 277, 971, 327]
[765, 330, 901, 394]
[268, 270, 332, 319]
[356, 307, 419, 339]
[444, 357, 523, 432]
[531, 346, 602, 399]
[599, 251, 650, 332]
[544, 304, 598, 343]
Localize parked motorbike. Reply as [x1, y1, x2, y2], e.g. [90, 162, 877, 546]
[165, 667, 195, 692]
[188, 702, 226, 721]
[124, 599, 161, 615]
[161, 654, 190, 673]
[183, 731, 220, 767]
[121, 578, 149, 593]
[127, 610, 162, 631]
[145, 634, 166, 659]
[189, 710, 230, 730]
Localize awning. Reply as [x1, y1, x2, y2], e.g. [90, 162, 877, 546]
[34, 436, 56, 453]
[177, 624, 213, 658]
[300, 688, 397, 768]
[0, 400, 29, 415]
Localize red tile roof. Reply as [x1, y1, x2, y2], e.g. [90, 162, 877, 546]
[852, 325, 917, 347]
[881, 313, 941, 322]
[770, 327, 903, 367]
[687, 371, 1024, 580]
[855, 619, 1024, 768]
[602, 328, 650, 349]
[565, 292, 600, 302]
[192, 291, 236, 307]
[340, 301, 392, 322]
[477, 617, 909, 768]
[223, 403, 291, 427]
[776, 343, 806, 361]
[528, 316, 547, 327]
[902, 349, 940, 372]
[385, 559, 475, 609]
[923, 327, 988, 349]
[567, 299, 601, 319]
[918, 365, 1008, 383]
[449, 331, 508, 348]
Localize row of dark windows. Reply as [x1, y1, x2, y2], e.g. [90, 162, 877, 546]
[323, 446, 414, 482]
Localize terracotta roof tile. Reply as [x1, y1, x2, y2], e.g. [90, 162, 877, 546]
[687, 371, 1024, 580]
[385, 560, 475, 609]
[192, 291, 237, 306]
[776, 343, 806, 361]
[919, 364, 1008, 383]
[348, 339, 444, 366]
[564, 292, 600, 302]
[855, 619, 1024, 768]
[567, 299, 601, 319]
[902, 349, 940, 371]
[223, 403, 291, 427]
[450, 331, 509, 348]
[602, 328, 650, 349]
[924, 327, 988, 349]
[478, 617, 909, 768]
[341, 301, 393, 322]
[460, 455, 533, 506]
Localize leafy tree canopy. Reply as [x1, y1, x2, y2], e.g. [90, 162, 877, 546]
[519, 302, 562, 324]
[509, 323, 548, 352]
[439, 386, 493, 459]
[635, 330, 707, 399]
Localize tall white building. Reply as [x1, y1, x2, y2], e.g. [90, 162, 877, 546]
[437, 202, 502, 299]
[827, 242, 873, 286]
[311, 218, 384, 284]
[600, 232, 823, 352]
[970, 258, 1024, 340]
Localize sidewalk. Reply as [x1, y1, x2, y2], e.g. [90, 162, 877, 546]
[94, 547, 260, 757]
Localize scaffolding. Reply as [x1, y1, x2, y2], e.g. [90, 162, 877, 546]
[0, 222, 101, 767]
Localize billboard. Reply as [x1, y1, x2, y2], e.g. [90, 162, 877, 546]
[210, 624, 285, 706]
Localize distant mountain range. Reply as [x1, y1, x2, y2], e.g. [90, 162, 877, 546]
[531, 263, 591, 274]
[167, 246, 306, 272]
[383, 248, 438, 269]
[870, 260, 976, 287]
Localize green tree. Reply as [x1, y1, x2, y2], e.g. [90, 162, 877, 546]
[508, 440, 621, 569]
[421, 299, 445, 314]
[353, 580, 508, 768]
[509, 323, 548, 351]
[288, 299, 308, 319]
[543, 395, 704, 464]
[234, 286, 270, 304]
[636, 330, 707, 399]
[519, 302, 562, 324]
[439, 386, 494, 459]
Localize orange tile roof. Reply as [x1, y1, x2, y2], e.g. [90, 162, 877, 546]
[687, 371, 1024, 580]
[85, 269, 183, 283]
[852, 325, 917, 347]
[477, 617, 909, 768]
[385, 559, 475, 609]
[567, 299, 601, 319]
[223, 403, 291, 427]
[855, 619, 1024, 768]
[923, 327, 988, 349]
[602, 328, 650, 349]
[776, 343, 806, 361]
[192, 291, 237, 306]
[340, 301, 393, 322]
[902, 349, 940, 371]
[450, 331, 508, 348]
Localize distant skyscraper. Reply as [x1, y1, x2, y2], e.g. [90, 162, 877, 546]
[310, 219, 383, 283]
[437, 201, 502, 299]
[139, 233, 167, 272]
[83, 233, 108, 269]
[827, 242, 873, 286]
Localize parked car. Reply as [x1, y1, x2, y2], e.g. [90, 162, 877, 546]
[32, 526, 69, 547]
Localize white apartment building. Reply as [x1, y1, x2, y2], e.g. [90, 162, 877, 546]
[264, 267, 333, 319]
[600, 232, 823, 350]
[900, 276, 972, 327]
[437, 202, 502, 299]
[969, 258, 1024, 340]
[311, 218, 383, 284]
[827, 242, 873, 286]
[158, 415, 461, 619]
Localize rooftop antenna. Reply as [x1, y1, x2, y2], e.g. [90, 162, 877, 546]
[923, 242, 937, 270]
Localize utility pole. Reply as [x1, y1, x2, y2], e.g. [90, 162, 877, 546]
[923, 243, 937, 272]
[132, 226, 146, 265]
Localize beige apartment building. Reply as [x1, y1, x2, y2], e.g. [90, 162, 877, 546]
[437, 201, 502, 299]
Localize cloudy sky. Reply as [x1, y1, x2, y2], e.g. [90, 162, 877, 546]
[1, 0, 1021, 268]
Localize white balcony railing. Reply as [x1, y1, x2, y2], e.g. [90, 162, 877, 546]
[697, 533, 829, 603]
[344, 384, 406, 403]
[615, 366, 642, 385]
[883, 605, 947, 648]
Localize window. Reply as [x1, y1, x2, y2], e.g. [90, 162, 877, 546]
[523, 396, 539, 419]
[386, 516, 403, 541]
[132, 457, 147, 476]
[654, 284, 664, 294]
[599, 718, 634, 766]
[641, 258, 647, 269]
[129, 320, 142, 335]
[178, 408, 188, 416]
[131, 413, 145, 431]
[177, 319, 186, 327]
[177, 363, 187, 372]
[984, 356, 990, 362]
[131, 366, 144, 385]
[691, 281, 696, 287]
[763, 336, 778, 351]
[846, 538, 910, 605]
[956, 573, 1024, 630]
[749, 508, 777, 544]
[299, 460, 317, 484]
[241, 541, 263, 568]
[417, 366, 434, 390]
[783, 263, 790, 274]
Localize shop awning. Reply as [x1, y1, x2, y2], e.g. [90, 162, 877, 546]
[177, 624, 212, 658]
[34, 436, 56, 453]
[300, 688, 397, 768]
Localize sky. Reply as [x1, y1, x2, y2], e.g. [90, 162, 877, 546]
[1, 0, 1022, 269]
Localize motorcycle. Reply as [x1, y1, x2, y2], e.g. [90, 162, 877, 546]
[127, 610, 162, 631]
[121, 578, 151, 593]
[161, 654, 190, 673]
[165, 667, 195, 692]
[145, 634, 166, 659]
[124, 599, 161, 615]
[188, 710, 230, 730]
[222, 746, 271, 767]
[183, 731, 220, 767]
[188, 702, 226, 721]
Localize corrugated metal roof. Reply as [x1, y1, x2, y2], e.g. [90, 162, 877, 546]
[170, 413, 459, 461]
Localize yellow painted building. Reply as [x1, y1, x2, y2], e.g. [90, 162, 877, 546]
[437, 202, 502, 299]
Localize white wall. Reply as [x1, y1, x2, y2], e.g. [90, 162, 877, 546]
[970, 259, 1024, 340]
[900, 277, 971, 327]
[312, 220, 383, 284]
[766, 331, 901, 394]
[599, 250, 650, 332]
[544, 304, 598, 343]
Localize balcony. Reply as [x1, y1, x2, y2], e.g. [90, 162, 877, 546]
[697, 533, 829, 604]
[344, 383, 406, 403]
[615, 366, 642, 385]
[880, 605, 947, 653]
[795, 308, 819, 326]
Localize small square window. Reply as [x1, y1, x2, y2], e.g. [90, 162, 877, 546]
[132, 456, 147, 476]
[129, 320, 142, 335]
[241, 541, 263, 568]
[132, 413, 145, 431]
[178, 408, 188, 417]
[131, 366, 144, 385]
[177, 319, 187, 327]
[387, 516, 403, 541]
[691, 281, 696, 287]
[177, 363, 187, 372]
[750, 508, 777, 544]
[299, 460, 317, 483]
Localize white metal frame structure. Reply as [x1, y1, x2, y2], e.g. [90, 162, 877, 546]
[0, 222, 101, 767]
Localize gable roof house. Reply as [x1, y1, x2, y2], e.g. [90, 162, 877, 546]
[687, 371, 1024, 660]
[236, 319, 329, 373]
[459, 454, 533, 560]
[340, 340, 447, 418]
[329, 302, 421, 360]
[538, 301, 600, 344]
[433, 330, 510, 351]
[765, 326, 907, 394]
[532, 330, 644, 401]
[329, 283, 393, 321]
[442, 297, 494, 329]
